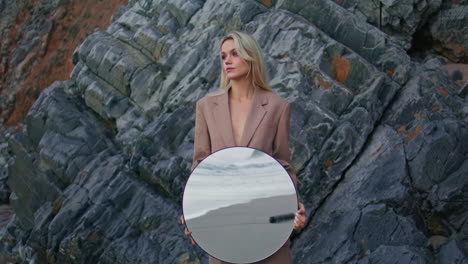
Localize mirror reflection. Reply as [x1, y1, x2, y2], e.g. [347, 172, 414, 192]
[183, 147, 297, 263]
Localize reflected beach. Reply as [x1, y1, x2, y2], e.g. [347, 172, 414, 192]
[183, 147, 297, 263]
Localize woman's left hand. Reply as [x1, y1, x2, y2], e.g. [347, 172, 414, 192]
[293, 202, 306, 230]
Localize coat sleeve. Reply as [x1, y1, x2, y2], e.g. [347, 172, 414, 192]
[191, 100, 211, 172]
[272, 102, 302, 202]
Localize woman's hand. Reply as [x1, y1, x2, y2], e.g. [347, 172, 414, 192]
[293, 202, 306, 230]
[180, 215, 197, 245]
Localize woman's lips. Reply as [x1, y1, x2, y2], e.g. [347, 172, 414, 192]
[226, 68, 234, 72]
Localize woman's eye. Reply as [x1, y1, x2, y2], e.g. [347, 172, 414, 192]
[232, 51, 238, 56]
[221, 55, 226, 60]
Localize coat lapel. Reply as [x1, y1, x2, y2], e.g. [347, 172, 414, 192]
[212, 88, 236, 147]
[211, 85, 269, 147]
[240, 86, 268, 146]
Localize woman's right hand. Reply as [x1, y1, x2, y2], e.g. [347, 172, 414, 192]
[180, 215, 197, 245]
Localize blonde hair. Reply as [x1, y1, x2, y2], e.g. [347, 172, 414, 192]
[219, 31, 271, 92]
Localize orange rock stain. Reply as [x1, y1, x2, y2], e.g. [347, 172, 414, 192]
[5, 0, 127, 126]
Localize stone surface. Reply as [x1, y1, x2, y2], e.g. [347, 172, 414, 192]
[0, 0, 127, 126]
[333, 0, 442, 48]
[0, 0, 467, 263]
[429, 3, 468, 63]
[333, 0, 468, 63]
[437, 239, 468, 264]
[0, 127, 15, 203]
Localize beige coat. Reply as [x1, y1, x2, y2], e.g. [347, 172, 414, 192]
[191, 85, 296, 264]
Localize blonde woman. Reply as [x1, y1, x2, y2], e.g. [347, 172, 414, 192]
[182, 31, 306, 264]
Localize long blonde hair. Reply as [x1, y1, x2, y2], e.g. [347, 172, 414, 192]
[219, 31, 271, 92]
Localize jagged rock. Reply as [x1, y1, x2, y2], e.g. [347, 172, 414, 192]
[292, 125, 428, 262]
[332, 0, 468, 63]
[4, 81, 206, 263]
[0, 127, 15, 203]
[437, 239, 468, 264]
[276, 0, 412, 78]
[359, 245, 433, 264]
[292, 55, 466, 263]
[0, 0, 127, 125]
[429, 3, 468, 63]
[0, 215, 42, 263]
[459, 82, 468, 97]
[332, 0, 442, 48]
[1, 0, 467, 263]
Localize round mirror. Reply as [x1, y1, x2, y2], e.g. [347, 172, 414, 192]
[182, 147, 298, 263]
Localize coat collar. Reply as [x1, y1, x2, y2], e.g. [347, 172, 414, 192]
[212, 85, 269, 147]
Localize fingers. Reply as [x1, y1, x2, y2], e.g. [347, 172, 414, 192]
[184, 227, 192, 236]
[180, 215, 185, 225]
[181, 215, 197, 245]
[293, 203, 307, 230]
[182, 216, 191, 236]
[293, 213, 306, 230]
[298, 202, 305, 212]
[184, 227, 197, 245]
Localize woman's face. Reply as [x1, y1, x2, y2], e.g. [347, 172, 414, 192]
[221, 39, 250, 81]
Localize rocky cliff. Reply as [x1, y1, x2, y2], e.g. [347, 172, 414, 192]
[0, 0, 467, 263]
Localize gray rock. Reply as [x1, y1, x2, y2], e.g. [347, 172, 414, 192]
[292, 125, 431, 262]
[2, 0, 467, 263]
[293, 210, 362, 263]
[359, 245, 433, 264]
[437, 239, 468, 264]
[430, 4, 468, 63]
[6, 82, 205, 263]
[0, 127, 14, 203]
[459, 82, 468, 97]
[276, 0, 411, 76]
[354, 204, 427, 251]
[333, 0, 442, 47]
[0, 215, 42, 263]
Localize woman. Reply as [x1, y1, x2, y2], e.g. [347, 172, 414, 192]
[182, 31, 306, 264]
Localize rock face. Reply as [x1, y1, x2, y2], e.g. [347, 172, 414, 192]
[0, 0, 127, 125]
[429, 1, 468, 63]
[333, 0, 442, 48]
[1, 0, 467, 263]
[0, 128, 14, 204]
[334, 0, 468, 63]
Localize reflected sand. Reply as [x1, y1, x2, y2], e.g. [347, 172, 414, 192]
[187, 194, 296, 263]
